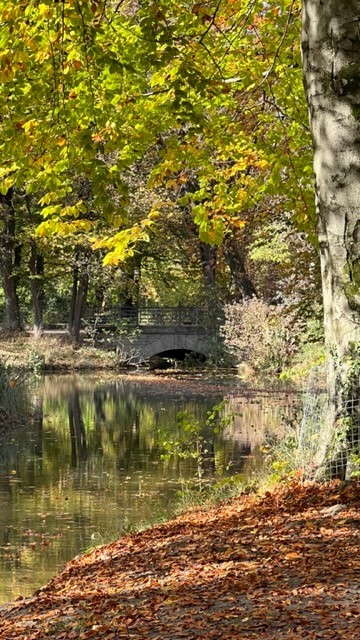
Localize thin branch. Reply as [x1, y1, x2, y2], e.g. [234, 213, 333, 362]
[199, 39, 225, 80]
[262, 95, 310, 132]
[261, 0, 296, 83]
[199, 0, 222, 44]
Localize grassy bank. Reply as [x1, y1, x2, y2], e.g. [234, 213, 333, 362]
[0, 334, 120, 371]
[0, 479, 359, 639]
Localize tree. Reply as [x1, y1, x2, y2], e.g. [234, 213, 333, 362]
[0, 189, 22, 330]
[0, 0, 157, 263]
[302, 1, 360, 476]
[0, 0, 313, 259]
[0, 2, 323, 361]
[28, 238, 45, 335]
[68, 245, 90, 343]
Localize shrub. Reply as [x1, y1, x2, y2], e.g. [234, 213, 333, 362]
[221, 298, 296, 375]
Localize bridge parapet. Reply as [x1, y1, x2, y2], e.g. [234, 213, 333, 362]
[42, 306, 206, 332]
[117, 306, 205, 327]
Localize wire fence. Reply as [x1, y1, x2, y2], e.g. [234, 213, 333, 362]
[298, 362, 360, 480]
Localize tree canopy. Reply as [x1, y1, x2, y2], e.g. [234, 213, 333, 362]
[0, 0, 314, 261]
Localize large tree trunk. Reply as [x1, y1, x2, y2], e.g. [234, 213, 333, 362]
[302, 1, 360, 477]
[0, 190, 22, 331]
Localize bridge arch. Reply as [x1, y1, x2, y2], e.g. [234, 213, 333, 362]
[132, 333, 209, 361]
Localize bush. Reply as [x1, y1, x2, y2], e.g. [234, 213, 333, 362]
[279, 315, 325, 381]
[221, 298, 296, 375]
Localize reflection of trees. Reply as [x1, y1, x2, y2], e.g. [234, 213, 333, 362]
[202, 437, 216, 476]
[115, 408, 141, 470]
[217, 439, 253, 475]
[94, 388, 106, 422]
[112, 387, 141, 471]
[224, 395, 299, 449]
[24, 394, 44, 488]
[33, 394, 43, 459]
[93, 388, 105, 454]
[68, 387, 87, 467]
[90, 385, 142, 464]
[0, 376, 302, 606]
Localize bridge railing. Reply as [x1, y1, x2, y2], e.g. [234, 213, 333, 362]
[41, 306, 206, 332]
[117, 306, 205, 327]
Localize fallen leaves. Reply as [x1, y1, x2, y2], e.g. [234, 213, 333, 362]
[0, 480, 359, 639]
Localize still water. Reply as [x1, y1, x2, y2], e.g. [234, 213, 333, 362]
[0, 374, 298, 604]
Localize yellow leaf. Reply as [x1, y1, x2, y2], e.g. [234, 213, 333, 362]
[23, 119, 36, 133]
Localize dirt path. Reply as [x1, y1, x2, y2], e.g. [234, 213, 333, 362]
[0, 481, 359, 639]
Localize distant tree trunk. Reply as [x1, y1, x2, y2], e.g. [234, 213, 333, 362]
[29, 240, 44, 335]
[302, 1, 360, 477]
[223, 235, 257, 301]
[199, 242, 217, 292]
[123, 257, 141, 307]
[0, 189, 22, 331]
[68, 247, 89, 343]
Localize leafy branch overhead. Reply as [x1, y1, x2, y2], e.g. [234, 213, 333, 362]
[0, 0, 313, 261]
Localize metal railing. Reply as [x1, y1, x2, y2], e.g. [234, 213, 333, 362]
[40, 307, 206, 331]
[116, 306, 205, 327]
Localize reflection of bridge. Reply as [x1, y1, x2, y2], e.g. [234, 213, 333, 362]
[104, 306, 210, 362]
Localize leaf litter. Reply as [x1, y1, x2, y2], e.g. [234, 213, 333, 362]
[0, 480, 359, 639]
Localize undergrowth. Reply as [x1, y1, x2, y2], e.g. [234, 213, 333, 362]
[0, 363, 31, 433]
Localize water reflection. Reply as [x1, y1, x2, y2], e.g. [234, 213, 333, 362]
[0, 374, 298, 604]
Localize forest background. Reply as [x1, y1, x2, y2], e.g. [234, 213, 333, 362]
[0, 0, 322, 380]
[3, 0, 360, 483]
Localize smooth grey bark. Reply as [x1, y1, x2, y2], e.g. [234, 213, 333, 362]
[302, 1, 360, 476]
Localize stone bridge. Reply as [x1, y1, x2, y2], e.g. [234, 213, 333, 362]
[97, 307, 210, 363]
[42, 306, 213, 362]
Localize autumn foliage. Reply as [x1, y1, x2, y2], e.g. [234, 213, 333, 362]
[1, 480, 359, 639]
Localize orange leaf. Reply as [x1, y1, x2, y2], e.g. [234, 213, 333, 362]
[285, 552, 300, 560]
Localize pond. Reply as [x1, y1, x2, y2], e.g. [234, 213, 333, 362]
[0, 373, 298, 604]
